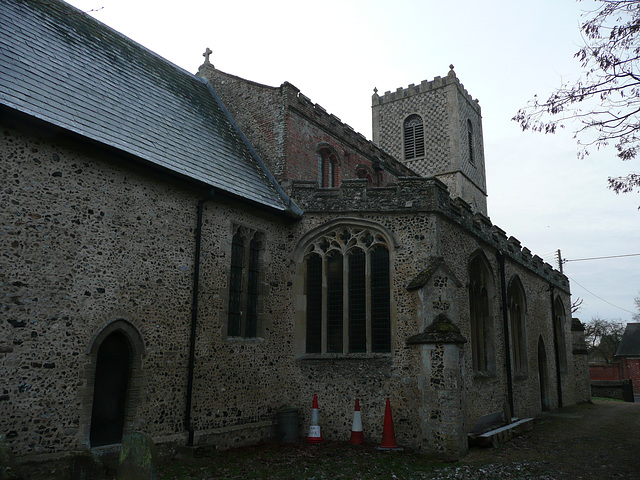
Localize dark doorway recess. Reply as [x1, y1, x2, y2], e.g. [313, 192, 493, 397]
[90, 331, 131, 446]
[538, 336, 550, 411]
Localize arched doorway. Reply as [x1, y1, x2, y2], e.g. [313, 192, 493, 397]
[538, 336, 550, 411]
[90, 331, 131, 446]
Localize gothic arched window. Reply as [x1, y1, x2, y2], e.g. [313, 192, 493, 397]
[318, 147, 338, 188]
[227, 226, 263, 338]
[304, 227, 391, 354]
[508, 276, 528, 374]
[554, 297, 568, 373]
[403, 114, 425, 160]
[469, 254, 495, 373]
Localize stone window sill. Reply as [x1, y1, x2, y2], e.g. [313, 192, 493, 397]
[473, 370, 497, 380]
[225, 336, 265, 343]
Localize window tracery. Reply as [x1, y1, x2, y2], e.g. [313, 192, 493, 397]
[304, 226, 391, 354]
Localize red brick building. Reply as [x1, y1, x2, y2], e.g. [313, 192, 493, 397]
[615, 323, 640, 393]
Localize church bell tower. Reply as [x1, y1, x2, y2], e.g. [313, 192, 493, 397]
[372, 66, 488, 215]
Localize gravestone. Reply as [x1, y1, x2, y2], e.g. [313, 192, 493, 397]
[68, 452, 100, 480]
[117, 432, 158, 480]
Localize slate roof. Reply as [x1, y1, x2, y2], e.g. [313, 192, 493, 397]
[616, 323, 640, 357]
[0, 0, 299, 216]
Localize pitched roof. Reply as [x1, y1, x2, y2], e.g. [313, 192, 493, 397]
[616, 323, 640, 357]
[0, 0, 299, 216]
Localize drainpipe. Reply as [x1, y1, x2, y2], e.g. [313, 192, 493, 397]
[496, 250, 514, 417]
[185, 190, 215, 446]
[550, 285, 563, 408]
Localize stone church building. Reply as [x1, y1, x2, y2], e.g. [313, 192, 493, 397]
[1, 0, 590, 467]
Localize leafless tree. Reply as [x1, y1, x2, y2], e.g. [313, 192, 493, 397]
[584, 316, 627, 363]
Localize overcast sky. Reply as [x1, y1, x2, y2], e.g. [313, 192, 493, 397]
[66, 0, 640, 324]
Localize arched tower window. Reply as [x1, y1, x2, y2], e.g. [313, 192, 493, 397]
[508, 276, 528, 375]
[468, 254, 495, 373]
[467, 119, 475, 164]
[403, 114, 425, 160]
[318, 147, 338, 188]
[303, 226, 391, 354]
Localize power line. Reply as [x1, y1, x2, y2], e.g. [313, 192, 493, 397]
[565, 253, 640, 263]
[565, 274, 636, 315]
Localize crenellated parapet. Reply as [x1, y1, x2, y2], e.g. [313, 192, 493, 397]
[371, 67, 481, 116]
[290, 176, 449, 213]
[290, 178, 569, 292]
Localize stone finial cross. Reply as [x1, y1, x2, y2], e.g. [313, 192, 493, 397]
[203, 48, 212, 65]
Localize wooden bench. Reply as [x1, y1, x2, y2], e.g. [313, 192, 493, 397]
[468, 411, 534, 448]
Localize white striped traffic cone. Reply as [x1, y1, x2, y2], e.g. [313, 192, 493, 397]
[349, 398, 364, 445]
[307, 394, 323, 443]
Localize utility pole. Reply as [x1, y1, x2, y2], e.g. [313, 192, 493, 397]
[556, 249, 564, 274]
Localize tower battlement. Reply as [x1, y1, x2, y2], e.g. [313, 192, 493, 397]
[372, 67, 481, 116]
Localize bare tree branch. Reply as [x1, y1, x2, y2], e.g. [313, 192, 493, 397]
[584, 316, 626, 363]
[514, 0, 640, 201]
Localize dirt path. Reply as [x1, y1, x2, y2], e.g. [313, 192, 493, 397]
[459, 399, 640, 479]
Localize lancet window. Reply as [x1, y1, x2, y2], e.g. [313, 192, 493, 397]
[508, 277, 528, 374]
[467, 119, 475, 164]
[318, 147, 338, 188]
[554, 298, 568, 373]
[228, 226, 263, 338]
[469, 254, 495, 373]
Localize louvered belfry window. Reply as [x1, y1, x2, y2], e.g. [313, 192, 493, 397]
[304, 227, 391, 354]
[403, 114, 425, 160]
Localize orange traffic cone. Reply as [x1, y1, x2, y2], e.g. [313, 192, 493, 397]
[307, 394, 323, 443]
[378, 397, 401, 450]
[349, 398, 364, 445]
